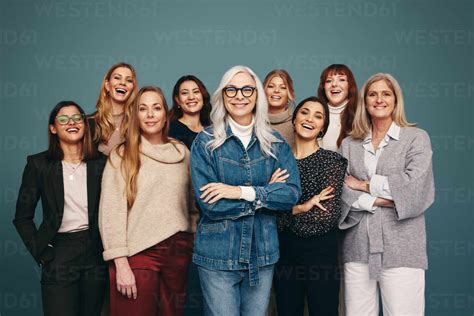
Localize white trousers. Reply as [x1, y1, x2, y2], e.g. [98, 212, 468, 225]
[344, 262, 425, 316]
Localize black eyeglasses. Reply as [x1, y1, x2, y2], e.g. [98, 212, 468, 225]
[222, 86, 256, 98]
[56, 114, 85, 125]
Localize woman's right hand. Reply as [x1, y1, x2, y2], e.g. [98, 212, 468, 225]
[114, 257, 137, 299]
[269, 168, 289, 184]
[292, 186, 335, 214]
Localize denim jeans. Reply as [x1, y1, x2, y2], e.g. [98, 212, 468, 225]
[197, 264, 275, 316]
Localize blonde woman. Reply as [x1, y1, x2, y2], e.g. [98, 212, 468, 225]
[263, 69, 296, 146]
[91, 62, 138, 155]
[339, 73, 434, 316]
[99, 86, 194, 316]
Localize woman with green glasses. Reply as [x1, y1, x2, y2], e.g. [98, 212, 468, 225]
[14, 101, 107, 316]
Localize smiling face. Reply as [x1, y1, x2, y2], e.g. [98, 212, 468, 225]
[49, 105, 85, 146]
[365, 79, 396, 123]
[105, 66, 135, 105]
[265, 75, 289, 113]
[223, 72, 257, 126]
[324, 72, 349, 107]
[294, 101, 326, 141]
[137, 91, 167, 144]
[176, 80, 204, 115]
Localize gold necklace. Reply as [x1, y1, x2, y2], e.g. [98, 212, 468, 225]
[63, 161, 83, 180]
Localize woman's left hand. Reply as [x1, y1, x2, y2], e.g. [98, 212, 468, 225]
[345, 175, 366, 192]
[200, 183, 241, 204]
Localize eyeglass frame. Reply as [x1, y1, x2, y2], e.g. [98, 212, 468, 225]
[55, 114, 85, 125]
[222, 85, 256, 98]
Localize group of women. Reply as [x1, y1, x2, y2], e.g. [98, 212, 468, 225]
[14, 62, 435, 316]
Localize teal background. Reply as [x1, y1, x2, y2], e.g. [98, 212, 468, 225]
[1, 0, 472, 315]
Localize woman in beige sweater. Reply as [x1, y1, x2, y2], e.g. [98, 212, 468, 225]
[99, 86, 194, 316]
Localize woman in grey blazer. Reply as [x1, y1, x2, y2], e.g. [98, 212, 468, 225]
[339, 73, 434, 316]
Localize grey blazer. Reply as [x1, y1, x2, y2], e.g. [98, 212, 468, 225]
[339, 127, 435, 280]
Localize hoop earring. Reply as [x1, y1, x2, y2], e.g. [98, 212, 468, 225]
[318, 130, 324, 138]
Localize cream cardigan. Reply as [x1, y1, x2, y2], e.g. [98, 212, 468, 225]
[99, 137, 194, 261]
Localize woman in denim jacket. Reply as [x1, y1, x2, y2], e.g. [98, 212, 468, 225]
[190, 65, 301, 316]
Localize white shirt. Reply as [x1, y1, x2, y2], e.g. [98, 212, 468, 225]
[319, 102, 346, 152]
[352, 122, 399, 211]
[58, 161, 89, 232]
[228, 116, 257, 202]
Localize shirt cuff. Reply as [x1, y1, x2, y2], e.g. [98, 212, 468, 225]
[352, 193, 377, 212]
[370, 175, 393, 199]
[239, 186, 256, 202]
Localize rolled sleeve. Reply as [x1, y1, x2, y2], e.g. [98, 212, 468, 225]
[240, 186, 256, 202]
[370, 174, 393, 200]
[352, 193, 377, 212]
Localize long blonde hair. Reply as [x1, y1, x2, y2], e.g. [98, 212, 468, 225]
[115, 86, 170, 209]
[208, 65, 280, 157]
[350, 73, 416, 139]
[94, 62, 138, 144]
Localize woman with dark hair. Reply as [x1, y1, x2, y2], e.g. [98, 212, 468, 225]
[274, 96, 347, 315]
[99, 86, 195, 316]
[14, 101, 107, 316]
[317, 64, 358, 151]
[91, 62, 139, 155]
[190, 65, 301, 316]
[263, 69, 296, 146]
[339, 73, 434, 315]
[169, 75, 211, 149]
[168, 74, 210, 315]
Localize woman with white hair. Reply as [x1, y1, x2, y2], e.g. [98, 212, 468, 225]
[339, 73, 435, 315]
[190, 65, 301, 316]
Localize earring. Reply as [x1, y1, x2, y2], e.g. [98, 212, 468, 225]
[318, 130, 324, 138]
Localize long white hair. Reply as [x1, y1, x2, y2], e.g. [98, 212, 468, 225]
[207, 65, 280, 157]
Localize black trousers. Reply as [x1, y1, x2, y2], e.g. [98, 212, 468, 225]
[274, 231, 340, 316]
[40, 230, 107, 316]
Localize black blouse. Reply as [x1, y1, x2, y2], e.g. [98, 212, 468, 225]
[278, 148, 347, 238]
[169, 120, 199, 149]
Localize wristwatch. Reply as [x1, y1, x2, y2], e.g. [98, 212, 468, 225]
[365, 181, 370, 193]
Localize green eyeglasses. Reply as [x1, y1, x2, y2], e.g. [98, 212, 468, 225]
[56, 114, 85, 125]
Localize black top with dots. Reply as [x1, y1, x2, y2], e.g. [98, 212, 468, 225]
[278, 148, 347, 238]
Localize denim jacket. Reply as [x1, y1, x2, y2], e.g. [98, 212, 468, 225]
[190, 125, 301, 285]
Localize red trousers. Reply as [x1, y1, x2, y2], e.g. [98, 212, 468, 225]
[109, 232, 193, 316]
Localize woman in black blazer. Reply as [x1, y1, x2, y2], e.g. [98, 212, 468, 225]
[14, 101, 107, 316]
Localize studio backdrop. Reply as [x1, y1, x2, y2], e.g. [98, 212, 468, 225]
[1, 0, 472, 315]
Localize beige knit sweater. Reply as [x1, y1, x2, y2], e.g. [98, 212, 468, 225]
[99, 137, 194, 261]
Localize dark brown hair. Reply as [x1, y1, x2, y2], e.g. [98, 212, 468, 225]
[292, 96, 330, 139]
[170, 75, 211, 126]
[316, 64, 358, 147]
[48, 101, 98, 161]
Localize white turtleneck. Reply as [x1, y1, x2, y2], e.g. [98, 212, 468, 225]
[228, 116, 254, 149]
[228, 116, 257, 202]
[319, 101, 347, 152]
